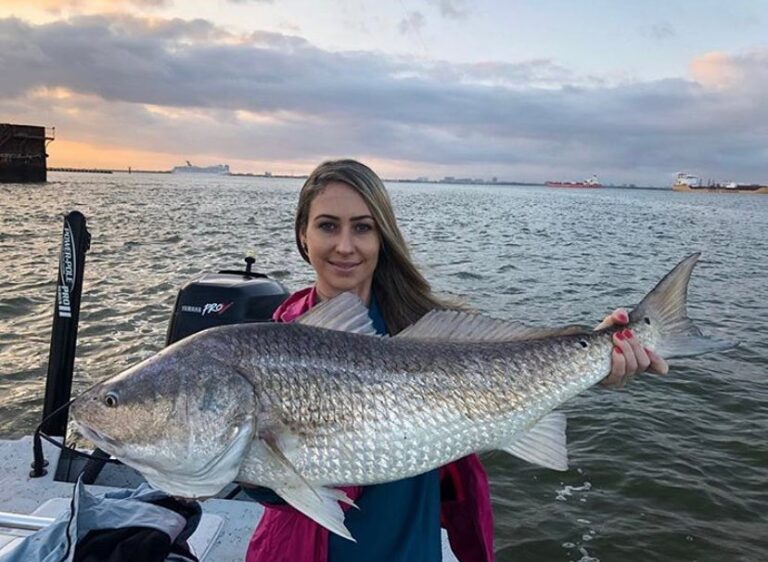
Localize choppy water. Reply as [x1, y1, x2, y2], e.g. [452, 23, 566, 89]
[1, 173, 766, 561]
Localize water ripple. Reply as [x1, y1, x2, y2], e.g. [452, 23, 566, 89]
[1, 175, 767, 561]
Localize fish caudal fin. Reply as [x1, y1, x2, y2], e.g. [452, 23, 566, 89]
[500, 412, 568, 471]
[630, 253, 736, 359]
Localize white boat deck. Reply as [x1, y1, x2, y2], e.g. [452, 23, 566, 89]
[0, 436, 459, 560]
[0, 436, 264, 560]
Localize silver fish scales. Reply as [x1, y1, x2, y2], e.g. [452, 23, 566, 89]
[236, 328, 605, 482]
[71, 253, 735, 540]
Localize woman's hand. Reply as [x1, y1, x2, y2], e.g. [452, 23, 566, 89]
[595, 309, 669, 388]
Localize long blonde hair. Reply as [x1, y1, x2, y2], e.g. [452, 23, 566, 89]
[295, 159, 454, 333]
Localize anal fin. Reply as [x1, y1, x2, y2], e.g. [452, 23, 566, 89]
[501, 412, 568, 471]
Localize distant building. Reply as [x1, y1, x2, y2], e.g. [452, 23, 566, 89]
[0, 123, 55, 183]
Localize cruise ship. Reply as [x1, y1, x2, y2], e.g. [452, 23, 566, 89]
[672, 172, 768, 194]
[545, 174, 602, 188]
[172, 161, 230, 175]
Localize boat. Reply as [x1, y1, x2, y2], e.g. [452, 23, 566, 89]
[672, 172, 768, 194]
[0, 212, 460, 561]
[172, 161, 230, 175]
[545, 174, 602, 188]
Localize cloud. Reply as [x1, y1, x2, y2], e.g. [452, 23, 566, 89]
[427, 0, 470, 20]
[646, 22, 675, 40]
[691, 52, 741, 90]
[2, 14, 767, 184]
[690, 50, 768, 94]
[128, 0, 169, 6]
[2, 0, 172, 12]
[399, 11, 426, 35]
[424, 59, 592, 89]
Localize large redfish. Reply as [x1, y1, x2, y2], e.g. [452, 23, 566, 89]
[70, 253, 734, 540]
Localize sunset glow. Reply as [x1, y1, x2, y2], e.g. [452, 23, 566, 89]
[3, 1, 767, 184]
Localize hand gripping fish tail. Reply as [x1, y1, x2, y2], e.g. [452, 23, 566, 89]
[69, 253, 737, 541]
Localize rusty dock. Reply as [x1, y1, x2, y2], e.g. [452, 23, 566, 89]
[0, 124, 55, 183]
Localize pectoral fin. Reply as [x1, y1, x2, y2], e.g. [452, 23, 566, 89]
[501, 412, 568, 471]
[257, 412, 357, 540]
[260, 426, 317, 495]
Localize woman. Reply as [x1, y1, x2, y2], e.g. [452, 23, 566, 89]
[245, 159, 667, 562]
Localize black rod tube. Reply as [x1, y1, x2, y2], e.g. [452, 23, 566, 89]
[40, 211, 90, 436]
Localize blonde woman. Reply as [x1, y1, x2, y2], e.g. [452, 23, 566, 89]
[245, 159, 666, 562]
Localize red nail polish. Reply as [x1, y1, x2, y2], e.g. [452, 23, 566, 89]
[624, 329, 633, 339]
[619, 312, 629, 324]
[614, 346, 623, 354]
[615, 331, 625, 341]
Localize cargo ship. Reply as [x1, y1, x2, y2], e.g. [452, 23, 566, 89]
[0, 123, 55, 183]
[672, 172, 768, 194]
[545, 174, 602, 188]
[172, 161, 230, 175]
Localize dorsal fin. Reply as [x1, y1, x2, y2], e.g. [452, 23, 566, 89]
[294, 292, 378, 336]
[395, 310, 590, 342]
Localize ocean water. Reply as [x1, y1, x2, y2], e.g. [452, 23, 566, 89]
[1, 173, 766, 561]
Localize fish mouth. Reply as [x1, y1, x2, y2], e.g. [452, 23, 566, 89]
[73, 422, 124, 455]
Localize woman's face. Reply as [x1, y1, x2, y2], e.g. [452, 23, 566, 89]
[301, 181, 381, 304]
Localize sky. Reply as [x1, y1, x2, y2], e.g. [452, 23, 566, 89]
[2, 0, 767, 185]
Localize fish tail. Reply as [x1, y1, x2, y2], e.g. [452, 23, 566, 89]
[629, 253, 736, 359]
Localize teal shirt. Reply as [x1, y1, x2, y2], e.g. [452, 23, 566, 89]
[245, 293, 442, 561]
[328, 294, 442, 562]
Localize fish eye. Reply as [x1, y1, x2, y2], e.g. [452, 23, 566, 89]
[644, 317, 651, 325]
[104, 392, 119, 408]
[578, 340, 588, 348]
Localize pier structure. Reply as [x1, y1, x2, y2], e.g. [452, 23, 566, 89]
[0, 124, 55, 183]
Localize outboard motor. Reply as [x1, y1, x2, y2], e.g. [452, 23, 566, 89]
[166, 256, 291, 345]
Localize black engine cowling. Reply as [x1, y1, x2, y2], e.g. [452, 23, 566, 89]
[165, 257, 291, 345]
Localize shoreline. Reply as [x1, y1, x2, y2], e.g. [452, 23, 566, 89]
[46, 168, 668, 190]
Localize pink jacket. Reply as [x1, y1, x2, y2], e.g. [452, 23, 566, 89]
[246, 287, 495, 562]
